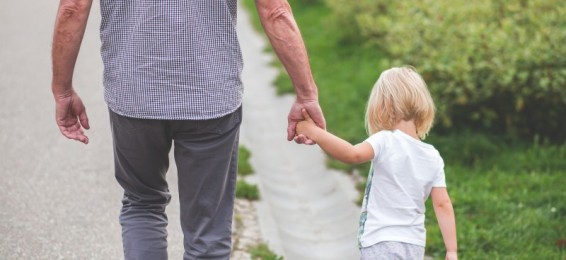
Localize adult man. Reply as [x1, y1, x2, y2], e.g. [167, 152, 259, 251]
[51, 0, 324, 259]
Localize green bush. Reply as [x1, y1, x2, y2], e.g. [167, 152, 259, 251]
[327, 0, 566, 142]
[236, 180, 260, 201]
[427, 132, 505, 168]
[238, 146, 254, 176]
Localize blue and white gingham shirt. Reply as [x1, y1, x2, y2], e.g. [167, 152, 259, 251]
[100, 0, 243, 120]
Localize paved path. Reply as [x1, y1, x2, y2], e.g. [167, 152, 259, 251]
[237, 8, 360, 260]
[0, 2, 360, 259]
[0, 1, 187, 259]
[0, 1, 122, 259]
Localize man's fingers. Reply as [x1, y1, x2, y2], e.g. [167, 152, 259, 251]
[70, 133, 89, 144]
[303, 139, 316, 145]
[59, 124, 89, 144]
[294, 134, 308, 144]
[294, 134, 316, 145]
[79, 111, 90, 130]
[310, 109, 326, 129]
[79, 135, 89, 144]
[68, 132, 89, 144]
[294, 135, 305, 144]
[287, 121, 297, 141]
[301, 102, 326, 130]
[62, 131, 89, 144]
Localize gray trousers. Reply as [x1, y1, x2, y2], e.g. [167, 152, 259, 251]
[109, 107, 242, 260]
[360, 241, 425, 260]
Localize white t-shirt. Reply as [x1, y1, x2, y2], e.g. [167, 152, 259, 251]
[358, 130, 446, 248]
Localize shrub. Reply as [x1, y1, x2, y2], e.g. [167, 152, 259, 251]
[327, 0, 566, 142]
[236, 180, 260, 200]
[427, 132, 504, 168]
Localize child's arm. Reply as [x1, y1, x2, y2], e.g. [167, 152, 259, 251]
[431, 187, 458, 260]
[296, 109, 374, 164]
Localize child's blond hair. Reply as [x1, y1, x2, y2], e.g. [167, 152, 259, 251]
[365, 66, 435, 139]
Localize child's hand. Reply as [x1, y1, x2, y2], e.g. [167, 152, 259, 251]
[296, 109, 318, 139]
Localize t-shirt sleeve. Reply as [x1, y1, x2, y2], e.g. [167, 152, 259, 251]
[364, 132, 387, 161]
[432, 156, 447, 187]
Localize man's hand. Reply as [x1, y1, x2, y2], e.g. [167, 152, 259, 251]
[287, 99, 325, 144]
[54, 89, 90, 144]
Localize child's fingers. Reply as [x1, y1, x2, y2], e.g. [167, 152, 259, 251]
[301, 109, 312, 121]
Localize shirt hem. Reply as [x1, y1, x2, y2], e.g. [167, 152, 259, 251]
[360, 236, 425, 248]
[106, 101, 242, 121]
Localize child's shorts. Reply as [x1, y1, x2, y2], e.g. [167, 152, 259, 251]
[360, 241, 425, 260]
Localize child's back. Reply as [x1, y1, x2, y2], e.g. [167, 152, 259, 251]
[360, 129, 445, 248]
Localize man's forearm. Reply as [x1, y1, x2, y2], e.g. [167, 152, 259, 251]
[254, 0, 317, 101]
[52, 0, 92, 97]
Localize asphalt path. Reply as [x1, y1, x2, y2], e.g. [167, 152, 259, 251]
[0, 1, 185, 259]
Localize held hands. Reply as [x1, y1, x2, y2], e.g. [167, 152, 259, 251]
[295, 108, 319, 142]
[54, 89, 90, 144]
[287, 99, 325, 145]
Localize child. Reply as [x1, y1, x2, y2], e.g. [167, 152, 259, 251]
[296, 66, 458, 260]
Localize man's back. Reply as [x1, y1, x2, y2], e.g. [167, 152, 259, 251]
[100, 0, 243, 120]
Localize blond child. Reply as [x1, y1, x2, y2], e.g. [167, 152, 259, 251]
[296, 66, 457, 260]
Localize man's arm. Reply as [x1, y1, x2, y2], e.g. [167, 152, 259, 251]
[254, 0, 325, 142]
[431, 187, 458, 260]
[51, 0, 93, 144]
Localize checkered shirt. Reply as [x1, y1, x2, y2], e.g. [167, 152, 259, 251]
[99, 0, 243, 120]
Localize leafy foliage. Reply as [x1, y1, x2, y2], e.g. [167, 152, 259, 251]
[327, 0, 566, 141]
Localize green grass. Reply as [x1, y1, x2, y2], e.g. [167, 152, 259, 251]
[423, 136, 566, 259]
[236, 180, 260, 201]
[238, 146, 254, 176]
[237, 145, 259, 200]
[241, 1, 566, 259]
[425, 165, 566, 259]
[249, 243, 284, 260]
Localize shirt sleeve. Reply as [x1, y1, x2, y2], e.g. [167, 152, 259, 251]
[364, 131, 387, 161]
[432, 156, 447, 187]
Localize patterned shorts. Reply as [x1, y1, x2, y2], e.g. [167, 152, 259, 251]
[360, 241, 425, 260]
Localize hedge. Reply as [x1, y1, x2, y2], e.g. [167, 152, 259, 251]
[327, 0, 566, 141]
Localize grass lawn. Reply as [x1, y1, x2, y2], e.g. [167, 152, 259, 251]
[241, 1, 566, 259]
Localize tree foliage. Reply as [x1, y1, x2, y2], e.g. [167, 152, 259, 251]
[327, 0, 566, 141]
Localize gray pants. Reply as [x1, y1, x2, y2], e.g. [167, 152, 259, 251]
[109, 107, 242, 260]
[360, 241, 425, 260]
